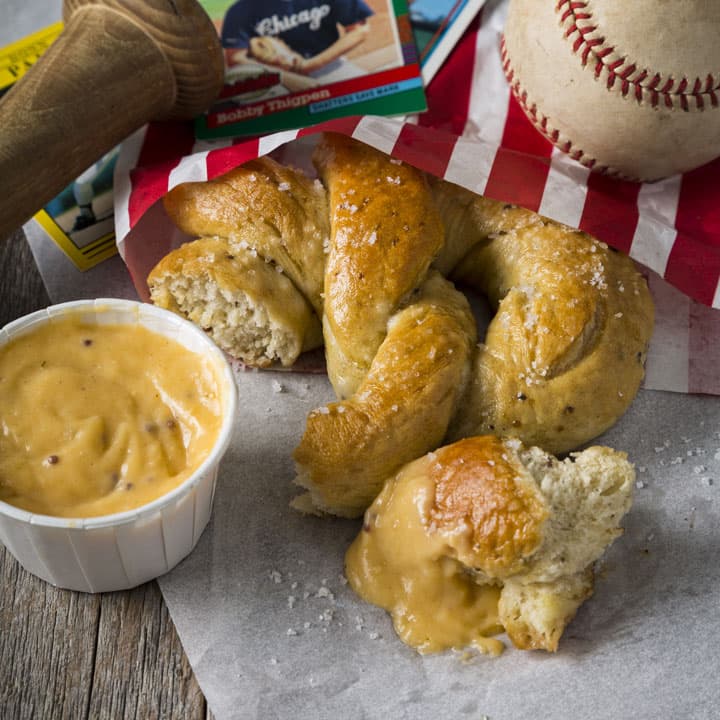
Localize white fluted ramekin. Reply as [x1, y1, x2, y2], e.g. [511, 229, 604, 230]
[0, 299, 237, 593]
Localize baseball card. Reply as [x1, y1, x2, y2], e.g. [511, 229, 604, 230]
[409, 0, 486, 83]
[196, 0, 427, 139]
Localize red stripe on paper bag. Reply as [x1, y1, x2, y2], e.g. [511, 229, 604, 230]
[206, 138, 261, 180]
[418, 11, 481, 135]
[666, 158, 720, 307]
[297, 115, 362, 139]
[392, 123, 458, 178]
[484, 94, 553, 212]
[579, 173, 640, 253]
[128, 122, 195, 230]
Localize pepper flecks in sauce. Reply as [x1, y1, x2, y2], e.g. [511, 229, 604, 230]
[0, 316, 223, 517]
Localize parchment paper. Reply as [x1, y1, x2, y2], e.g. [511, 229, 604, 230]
[23, 188, 720, 717]
[158, 371, 720, 720]
[6, 5, 720, 717]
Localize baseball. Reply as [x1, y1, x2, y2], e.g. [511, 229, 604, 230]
[502, 0, 720, 181]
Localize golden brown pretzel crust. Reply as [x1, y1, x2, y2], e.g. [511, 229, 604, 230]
[294, 271, 476, 517]
[150, 134, 654, 517]
[147, 237, 322, 367]
[346, 435, 635, 653]
[428, 436, 549, 578]
[314, 134, 445, 399]
[149, 156, 329, 366]
[162, 155, 328, 315]
[431, 184, 654, 454]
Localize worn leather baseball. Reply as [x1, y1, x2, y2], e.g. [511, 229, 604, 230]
[502, 0, 720, 181]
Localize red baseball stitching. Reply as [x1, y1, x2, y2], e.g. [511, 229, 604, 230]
[556, 0, 719, 111]
[500, 35, 619, 177]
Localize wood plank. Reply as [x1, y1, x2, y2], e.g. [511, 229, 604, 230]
[0, 544, 100, 718]
[0, 229, 50, 327]
[87, 582, 206, 719]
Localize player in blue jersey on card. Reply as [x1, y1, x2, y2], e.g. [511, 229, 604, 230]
[221, 0, 374, 78]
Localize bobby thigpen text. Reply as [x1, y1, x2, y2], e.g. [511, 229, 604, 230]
[215, 88, 332, 124]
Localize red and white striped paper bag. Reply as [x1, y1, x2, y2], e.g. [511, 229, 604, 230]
[113, 0, 720, 396]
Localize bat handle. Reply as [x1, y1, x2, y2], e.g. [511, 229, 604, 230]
[0, 0, 224, 240]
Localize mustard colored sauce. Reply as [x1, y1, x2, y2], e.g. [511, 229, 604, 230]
[0, 316, 223, 517]
[345, 454, 505, 655]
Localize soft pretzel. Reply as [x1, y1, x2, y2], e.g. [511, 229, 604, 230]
[147, 237, 322, 367]
[313, 134, 445, 399]
[149, 156, 328, 366]
[293, 135, 652, 515]
[345, 435, 635, 653]
[149, 134, 654, 517]
[431, 182, 655, 454]
[293, 270, 476, 517]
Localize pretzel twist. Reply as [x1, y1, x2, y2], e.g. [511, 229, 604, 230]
[149, 134, 654, 518]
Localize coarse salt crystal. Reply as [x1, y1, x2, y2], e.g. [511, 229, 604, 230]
[271, 380, 284, 393]
[636, 480, 647, 489]
[367, 231, 377, 245]
[316, 586, 334, 600]
[278, 182, 290, 192]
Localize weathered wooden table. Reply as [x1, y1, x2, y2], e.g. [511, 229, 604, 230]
[0, 230, 212, 719]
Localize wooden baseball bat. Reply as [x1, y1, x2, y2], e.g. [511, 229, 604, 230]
[0, 0, 225, 240]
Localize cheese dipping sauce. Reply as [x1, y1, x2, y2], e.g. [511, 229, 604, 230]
[0, 315, 223, 518]
[345, 449, 506, 656]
